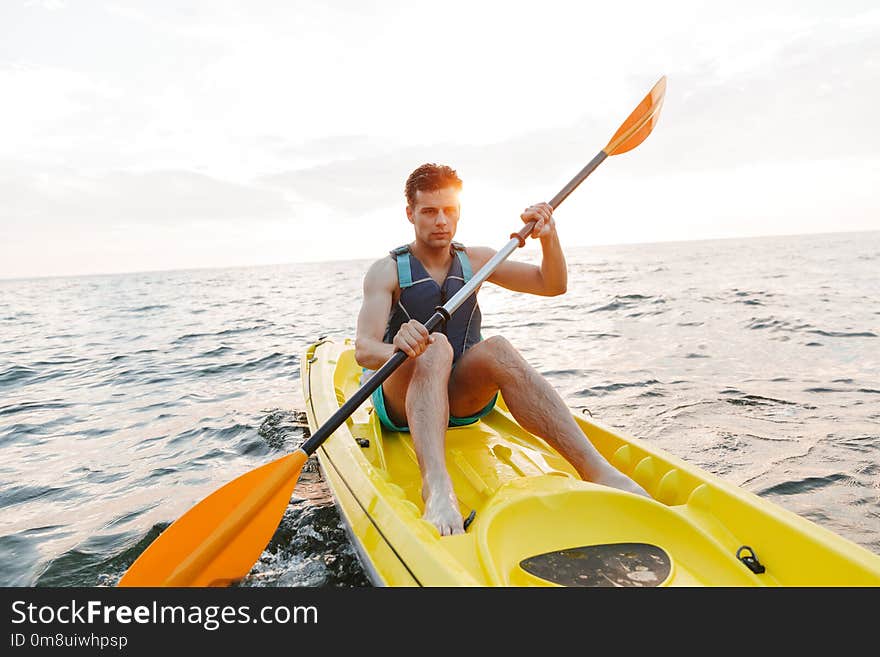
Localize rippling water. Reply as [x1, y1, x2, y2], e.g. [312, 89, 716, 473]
[1, 230, 878, 587]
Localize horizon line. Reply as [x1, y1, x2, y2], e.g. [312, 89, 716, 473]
[2, 227, 877, 284]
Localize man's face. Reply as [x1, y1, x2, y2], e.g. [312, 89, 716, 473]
[406, 187, 461, 249]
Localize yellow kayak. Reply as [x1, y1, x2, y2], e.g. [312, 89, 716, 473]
[302, 337, 880, 587]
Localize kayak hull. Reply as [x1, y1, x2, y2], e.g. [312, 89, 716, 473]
[302, 338, 880, 586]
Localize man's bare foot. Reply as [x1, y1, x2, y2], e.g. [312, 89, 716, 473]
[594, 468, 652, 499]
[423, 489, 464, 536]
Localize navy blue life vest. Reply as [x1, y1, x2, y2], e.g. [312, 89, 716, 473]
[383, 242, 482, 363]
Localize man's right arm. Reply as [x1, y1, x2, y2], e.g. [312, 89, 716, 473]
[354, 258, 398, 370]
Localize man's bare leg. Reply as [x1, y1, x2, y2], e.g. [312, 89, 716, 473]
[381, 334, 464, 535]
[450, 336, 650, 498]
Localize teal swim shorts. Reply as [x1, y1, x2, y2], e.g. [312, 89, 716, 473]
[364, 369, 498, 433]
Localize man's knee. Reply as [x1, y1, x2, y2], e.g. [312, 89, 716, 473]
[474, 335, 529, 379]
[416, 332, 454, 368]
[482, 335, 516, 356]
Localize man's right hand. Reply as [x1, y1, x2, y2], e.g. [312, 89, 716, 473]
[393, 320, 434, 358]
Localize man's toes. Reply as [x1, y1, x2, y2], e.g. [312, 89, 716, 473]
[436, 520, 464, 536]
[447, 521, 464, 536]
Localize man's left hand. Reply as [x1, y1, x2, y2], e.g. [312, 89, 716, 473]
[521, 202, 555, 239]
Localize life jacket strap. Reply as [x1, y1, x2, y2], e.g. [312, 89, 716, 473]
[451, 242, 472, 282]
[390, 244, 413, 288]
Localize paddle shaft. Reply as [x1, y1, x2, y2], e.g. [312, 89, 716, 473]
[300, 148, 610, 457]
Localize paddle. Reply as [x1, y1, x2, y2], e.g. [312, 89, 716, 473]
[118, 75, 667, 587]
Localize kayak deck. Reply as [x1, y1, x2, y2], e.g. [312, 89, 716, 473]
[303, 338, 880, 586]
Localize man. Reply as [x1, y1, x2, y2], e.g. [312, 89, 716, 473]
[355, 163, 648, 536]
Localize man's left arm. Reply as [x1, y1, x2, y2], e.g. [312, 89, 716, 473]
[476, 202, 568, 296]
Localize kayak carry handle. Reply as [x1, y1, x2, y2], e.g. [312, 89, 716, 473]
[736, 545, 766, 574]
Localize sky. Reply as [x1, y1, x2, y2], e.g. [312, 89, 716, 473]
[1, 0, 878, 279]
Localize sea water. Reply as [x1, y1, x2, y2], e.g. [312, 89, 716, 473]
[1, 231, 878, 586]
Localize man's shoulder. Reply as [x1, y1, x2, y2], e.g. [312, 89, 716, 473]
[462, 245, 495, 269]
[370, 252, 397, 269]
[363, 255, 398, 288]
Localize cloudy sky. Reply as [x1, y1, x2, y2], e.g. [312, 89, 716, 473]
[2, 0, 878, 279]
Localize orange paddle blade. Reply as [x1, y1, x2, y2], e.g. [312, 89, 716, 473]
[604, 76, 667, 156]
[118, 450, 308, 587]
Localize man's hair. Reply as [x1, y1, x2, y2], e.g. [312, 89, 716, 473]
[404, 163, 462, 208]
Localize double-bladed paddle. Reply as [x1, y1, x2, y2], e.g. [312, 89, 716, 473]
[118, 75, 667, 586]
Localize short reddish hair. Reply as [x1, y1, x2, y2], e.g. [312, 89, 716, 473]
[404, 163, 462, 207]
